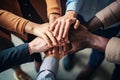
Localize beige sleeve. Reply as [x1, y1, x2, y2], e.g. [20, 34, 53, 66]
[0, 9, 29, 35]
[105, 37, 120, 64]
[96, 0, 120, 28]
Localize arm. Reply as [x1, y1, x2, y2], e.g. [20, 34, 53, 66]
[68, 25, 120, 64]
[0, 37, 52, 72]
[0, 10, 57, 46]
[36, 47, 64, 80]
[96, 0, 120, 28]
[45, 0, 61, 18]
[0, 43, 32, 72]
[86, 0, 120, 32]
[0, 9, 29, 35]
[49, 0, 80, 42]
[45, 0, 62, 24]
[36, 56, 58, 80]
[68, 25, 109, 53]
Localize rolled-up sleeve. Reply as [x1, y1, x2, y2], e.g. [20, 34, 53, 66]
[0, 9, 29, 35]
[96, 0, 120, 28]
[36, 56, 59, 80]
[105, 37, 120, 64]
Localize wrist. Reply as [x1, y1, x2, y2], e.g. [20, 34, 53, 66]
[24, 22, 38, 34]
[86, 16, 104, 32]
[91, 34, 109, 52]
[45, 54, 60, 61]
[65, 11, 77, 18]
[49, 13, 61, 24]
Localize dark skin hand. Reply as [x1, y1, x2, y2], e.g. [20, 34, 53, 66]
[66, 25, 109, 54]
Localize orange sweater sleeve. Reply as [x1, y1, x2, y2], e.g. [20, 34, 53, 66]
[45, 0, 62, 17]
[0, 9, 29, 35]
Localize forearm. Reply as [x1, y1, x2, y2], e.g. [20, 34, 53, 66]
[24, 22, 38, 35]
[96, 0, 120, 28]
[86, 16, 104, 32]
[0, 43, 33, 72]
[0, 9, 29, 35]
[90, 33, 109, 52]
[45, 0, 61, 18]
[86, 0, 120, 32]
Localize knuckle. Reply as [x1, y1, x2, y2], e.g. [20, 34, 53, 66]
[66, 19, 70, 22]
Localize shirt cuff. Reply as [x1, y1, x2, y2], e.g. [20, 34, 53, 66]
[40, 56, 59, 74]
[66, 1, 77, 12]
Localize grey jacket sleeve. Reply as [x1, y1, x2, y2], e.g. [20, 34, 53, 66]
[36, 57, 59, 80]
[96, 0, 120, 28]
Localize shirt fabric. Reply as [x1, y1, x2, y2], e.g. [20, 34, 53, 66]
[36, 57, 59, 80]
[0, 43, 33, 72]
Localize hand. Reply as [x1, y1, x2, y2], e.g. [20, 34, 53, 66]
[68, 25, 109, 53]
[49, 11, 80, 42]
[28, 37, 53, 54]
[67, 25, 92, 53]
[45, 46, 65, 60]
[25, 22, 58, 46]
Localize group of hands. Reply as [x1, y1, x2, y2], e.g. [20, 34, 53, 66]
[27, 11, 94, 60]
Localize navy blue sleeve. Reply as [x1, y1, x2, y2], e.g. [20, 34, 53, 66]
[0, 43, 33, 72]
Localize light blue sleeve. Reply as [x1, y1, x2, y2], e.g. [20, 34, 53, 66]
[66, 0, 78, 12]
[36, 56, 59, 80]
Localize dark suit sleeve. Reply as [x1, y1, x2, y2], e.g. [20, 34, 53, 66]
[0, 43, 33, 72]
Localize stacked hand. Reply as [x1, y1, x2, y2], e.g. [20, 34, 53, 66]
[49, 11, 80, 43]
[25, 22, 58, 47]
[26, 12, 102, 60]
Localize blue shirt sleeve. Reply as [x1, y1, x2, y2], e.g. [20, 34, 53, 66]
[66, 0, 78, 12]
[36, 56, 59, 80]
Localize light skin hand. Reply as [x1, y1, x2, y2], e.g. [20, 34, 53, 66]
[25, 22, 58, 47]
[49, 11, 80, 42]
[28, 37, 53, 55]
[48, 13, 61, 53]
[45, 46, 65, 60]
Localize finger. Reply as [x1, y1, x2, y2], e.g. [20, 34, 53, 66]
[48, 49, 53, 55]
[52, 48, 56, 53]
[41, 34, 52, 47]
[64, 33, 70, 43]
[62, 21, 70, 39]
[63, 44, 67, 52]
[49, 20, 58, 31]
[53, 21, 61, 36]
[57, 21, 66, 41]
[46, 31, 58, 45]
[59, 46, 64, 54]
[74, 20, 80, 29]
[52, 47, 58, 54]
